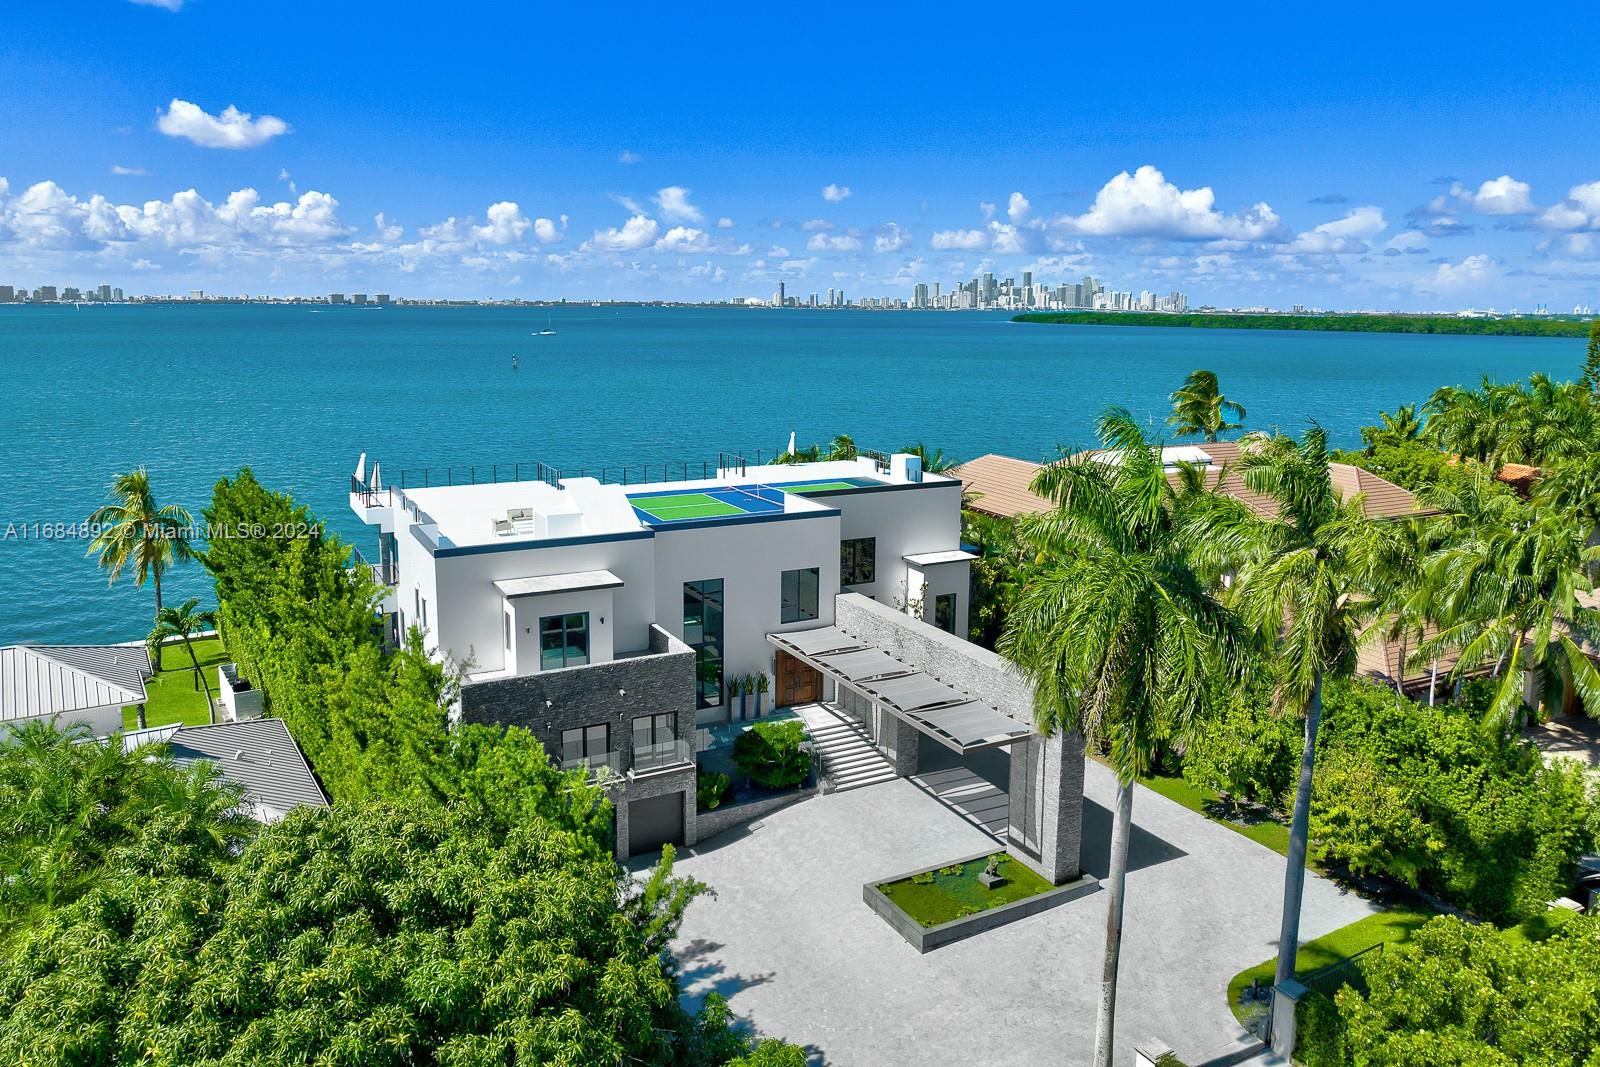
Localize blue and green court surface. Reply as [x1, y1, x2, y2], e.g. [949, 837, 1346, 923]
[627, 477, 881, 525]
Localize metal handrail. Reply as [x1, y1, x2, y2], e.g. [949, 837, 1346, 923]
[631, 738, 694, 774]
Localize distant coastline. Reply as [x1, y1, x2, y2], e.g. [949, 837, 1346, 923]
[1012, 311, 1592, 338]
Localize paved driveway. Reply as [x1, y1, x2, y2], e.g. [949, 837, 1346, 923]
[660, 755, 1373, 1067]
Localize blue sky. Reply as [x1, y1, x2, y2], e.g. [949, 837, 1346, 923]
[3, 2, 1598, 310]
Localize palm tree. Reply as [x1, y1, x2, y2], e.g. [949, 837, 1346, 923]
[86, 468, 193, 671]
[1188, 427, 1394, 1050]
[824, 433, 858, 461]
[1167, 369, 1247, 443]
[1418, 510, 1600, 730]
[1358, 403, 1422, 450]
[1001, 410, 1248, 1067]
[148, 598, 218, 724]
[900, 442, 959, 474]
[1583, 319, 1600, 393]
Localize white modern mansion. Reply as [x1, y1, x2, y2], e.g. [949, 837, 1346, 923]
[349, 449, 1084, 878]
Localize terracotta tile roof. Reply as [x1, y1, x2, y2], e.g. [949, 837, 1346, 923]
[953, 441, 1431, 522]
[948, 453, 1055, 518]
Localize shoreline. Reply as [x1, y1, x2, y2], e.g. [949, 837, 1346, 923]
[1013, 311, 1592, 338]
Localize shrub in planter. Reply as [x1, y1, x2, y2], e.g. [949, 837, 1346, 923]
[697, 770, 732, 812]
[732, 720, 809, 790]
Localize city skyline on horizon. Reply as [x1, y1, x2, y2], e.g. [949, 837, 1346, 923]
[4, 3, 1599, 312]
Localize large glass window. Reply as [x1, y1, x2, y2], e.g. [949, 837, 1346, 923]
[539, 612, 589, 670]
[560, 723, 609, 768]
[683, 579, 724, 710]
[781, 567, 820, 624]
[934, 592, 957, 634]
[840, 537, 876, 587]
[632, 712, 676, 750]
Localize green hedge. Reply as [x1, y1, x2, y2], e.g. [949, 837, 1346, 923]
[732, 721, 810, 790]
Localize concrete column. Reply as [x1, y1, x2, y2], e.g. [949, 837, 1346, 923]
[1009, 731, 1085, 886]
[882, 711, 920, 777]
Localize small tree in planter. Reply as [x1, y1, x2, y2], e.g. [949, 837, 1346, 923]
[727, 675, 744, 719]
[732, 720, 809, 790]
[741, 674, 757, 718]
[754, 673, 770, 717]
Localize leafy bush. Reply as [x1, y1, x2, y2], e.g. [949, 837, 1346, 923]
[1295, 992, 1347, 1067]
[697, 770, 731, 811]
[1329, 914, 1600, 1063]
[1181, 695, 1301, 806]
[732, 720, 810, 790]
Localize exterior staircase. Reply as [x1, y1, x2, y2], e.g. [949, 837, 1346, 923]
[796, 704, 898, 794]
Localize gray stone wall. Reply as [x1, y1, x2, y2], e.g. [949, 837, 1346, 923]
[835, 592, 1084, 884]
[460, 623, 697, 758]
[610, 763, 698, 858]
[695, 786, 815, 842]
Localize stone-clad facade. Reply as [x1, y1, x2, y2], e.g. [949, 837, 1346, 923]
[460, 624, 699, 858]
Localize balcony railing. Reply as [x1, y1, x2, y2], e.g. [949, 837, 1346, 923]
[560, 749, 625, 776]
[631, 738, 694, 775]
[348, 547, 397, 587]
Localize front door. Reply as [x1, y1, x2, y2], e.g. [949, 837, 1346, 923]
[775, 650, 822, 707]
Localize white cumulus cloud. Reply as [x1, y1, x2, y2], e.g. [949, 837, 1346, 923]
[874, 222, 911, 253]
[1287, 206, 1387, 253]
[1057, 165, 1283, 241]
[1428, 253, 1500, 291]
[930, 228, 989, 251]
[806, 231, 862, 252]
[1007, 192, 1031, 224]
[581, 214, 659, 252]
[1469, 175, 1535, 216]
[822, 183, 852, 202]
[472, 201, 531, 244]
[1537, 180, 1600, 231]
[155, 98, 289, 149]
[653, 186, 703, 223]
[716, 216, 733, 229]
[533, 215, 566, 244]
[110, 165, 148, 177]
[654, 226, 712, 253]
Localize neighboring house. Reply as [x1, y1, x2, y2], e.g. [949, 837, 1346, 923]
[954, 441, 1440, 691]
[0, 644, 151, 735]
[125, 718, 329, 822]
[349, 450, 1087, 881]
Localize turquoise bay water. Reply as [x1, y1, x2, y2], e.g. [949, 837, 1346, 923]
[0, 303, 1582, 645]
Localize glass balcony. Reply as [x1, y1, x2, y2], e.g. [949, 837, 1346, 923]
[560, 749, 625, 776]
[630, 738, 694, 775]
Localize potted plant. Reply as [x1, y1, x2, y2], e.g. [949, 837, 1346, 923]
[754, 672, 769, 717]
[728, 675, 742, 719]
[740, 674, 756, 718]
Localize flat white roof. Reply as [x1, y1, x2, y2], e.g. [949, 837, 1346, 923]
[494, 569, 624, 598]
[903, 549, 978, 566]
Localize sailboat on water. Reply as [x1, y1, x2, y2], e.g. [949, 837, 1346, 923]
[533, 309, 556, 336]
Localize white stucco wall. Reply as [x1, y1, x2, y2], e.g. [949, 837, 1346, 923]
[809, 480, 964, 611]
[506, 586, 616, 675]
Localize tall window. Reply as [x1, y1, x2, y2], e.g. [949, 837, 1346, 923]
[632, 711, 676, 750]
[934, 592, 957, 634]
[539, 612, 589, 670]
[560, 723, 609, 769]
[683, 579, 724, 710]
[504, 612, 512, 653]
[781, 567, 820, 624]
[840, 537, 876, 587]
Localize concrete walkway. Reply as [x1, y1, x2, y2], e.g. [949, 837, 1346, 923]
[1524, 714, 1600, 778]
[662, 756, 1373, 1067]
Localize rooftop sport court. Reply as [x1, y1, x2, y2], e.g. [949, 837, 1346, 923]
[627, 476, 884, 525]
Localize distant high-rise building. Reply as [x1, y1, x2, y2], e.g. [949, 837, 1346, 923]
[112, 287, 123, 302]
[36, 286, 58, 302]
[1022, 271, 1033, 307]
[913, 283, 929, 309]
[773, 281, 786, 308]
[0, 285, 12, 303]
[63, 287, 82, 301]
[352, 293, 368, 305]
[328, 293, 346, 304]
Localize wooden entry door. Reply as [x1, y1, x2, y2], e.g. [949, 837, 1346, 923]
[775, 650, 822, 707]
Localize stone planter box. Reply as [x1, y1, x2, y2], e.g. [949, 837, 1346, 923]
[863, 850, 1098, 954]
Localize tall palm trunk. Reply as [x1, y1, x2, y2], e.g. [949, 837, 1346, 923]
[1273, 670, 1322, 1000]
[1094, 778, 1134, 1067]
[1428, 657, 1439, 707]
[152, 566, 165, 671]
[182, 636, 217, 724]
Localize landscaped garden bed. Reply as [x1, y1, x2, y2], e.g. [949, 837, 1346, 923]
[865, 850, 1097, 952]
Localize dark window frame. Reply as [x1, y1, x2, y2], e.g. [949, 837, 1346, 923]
[781, 567, 820, 624]
[840, 537, 876, 587]
[539, 611, 590, 670]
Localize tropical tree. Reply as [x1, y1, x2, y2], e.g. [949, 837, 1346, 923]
[1000, 410, 1248, 1067]
[1418, 509, 1600, 730]
[85, 467, 193, 669]
[1582, 318, 1600, 393]
[1188, 426, 1396, 1042]
[148, 597, 218, 724]
[1358, 403, 1422, 450]
[824, 433, 858, 460]
[1167, 368, 1247, 442]
[901, 441, 959, 473]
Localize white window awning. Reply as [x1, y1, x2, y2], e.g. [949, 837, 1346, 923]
[494, 569, 623, 598]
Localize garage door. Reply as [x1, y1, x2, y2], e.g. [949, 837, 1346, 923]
[628, 792, 685, 855]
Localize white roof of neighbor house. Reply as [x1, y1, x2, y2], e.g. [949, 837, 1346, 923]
[494, 570, 624, 598]
[0, 645, 150, 722]
[903, 549, 979, 567]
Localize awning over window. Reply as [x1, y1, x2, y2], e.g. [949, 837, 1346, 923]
[765, 625, 1035, 754]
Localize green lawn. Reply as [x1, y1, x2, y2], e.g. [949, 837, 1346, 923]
[1226, 908, 1435, 1021]
[1136, 771, 1293, 857]
[876, 853, 1054, 927]
[122, 636, 228, 730]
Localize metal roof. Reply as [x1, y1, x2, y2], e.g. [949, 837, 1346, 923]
[494, 569, 624, 598]
[909, 701, 1034, 750]
[903, 549, 979, 567]
[161, 719, 329, 820]
[858, 672, 968, 713]
[812, 647, 916, 683]
[769, 626, 867, 658]
[0, 644, 149, 722]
